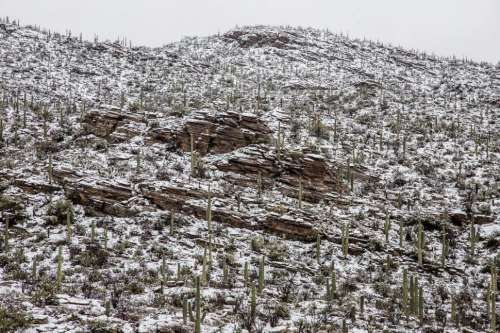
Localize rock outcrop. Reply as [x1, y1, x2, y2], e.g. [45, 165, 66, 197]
[216, 145, 347, 203]
[82, 108, 145, 142]
[53, 168, 135, 217]
[84, 108, 271, 155]
[224, 30, 292, 49]
[176, 110, 271, 155]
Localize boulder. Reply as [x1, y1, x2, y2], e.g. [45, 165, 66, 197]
[82, 108, 145, 142]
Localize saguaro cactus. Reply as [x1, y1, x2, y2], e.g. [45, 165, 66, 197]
[416, 223, 424, 266]
[491, 264, 497, 332]
[418, 286, 424, 324]
[56, 246, 63, 290]
[402, 268, 409, 315]
[194, 275, 202, 333]
[223, 260, 229, 285]
[399, 222, 404, 248]
[330, 268, 337, 299]
[276, 122, 283, 161]
[0, 117, 3, 142]
[103, 225, 108, 249]
[32, 257, 37, 282]
[342, 318, 348, 333]
[384, 212, 391, 244]
[413, 275, 419, 316]
[451, 298, 458, 327]
[190, 133, 199, 176]
[170, 211, 175, 236]
[316, 233, 321, 264]
[441, 229, 449, 267]
[66, 210, 72, 244]
[409, 275, 416, 315]
[48, 154, 53, 184]
[206, 184, 212, 233]
[298, 177, 303, 209]
[244, 261, 249, 287]
[183, 298, 188, 324]
[258, 255, 265, 294]
[469, 220, 478, 256]
[250, 283, 257, 319]
[91, 220, 96, 243]
[160, 255, 167, 283]
[201, 247, 208, 285]
[342, 223, 349, 258]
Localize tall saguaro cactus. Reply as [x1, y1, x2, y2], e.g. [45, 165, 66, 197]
[190, 133, 199, 177]
[384, 211, 391, 244]
[416, 223, 424, 266]
[441, 228, 449, 267]
[342, 223, 349, 258]
[418, 286, 424, 325]
[491, 264, 497, 332]
[402, 268, 409, 316]
[330, 269, 337, 299]
[258, 255, 265, 294]
[250, 283, 257, 319]
[257, 172, 262, 201]
[206, 184, 212, 233]
[66, 210, 72, 244]
[48, 153, 53, 184]
[316, 233, 321, 264]
[194, 275, 202, 333]
[56, 246, 63, 290]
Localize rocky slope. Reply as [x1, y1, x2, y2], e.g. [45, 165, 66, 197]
[0, 19, 499, 332]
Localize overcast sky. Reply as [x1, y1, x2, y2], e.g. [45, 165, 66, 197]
[1, 0, 499, 63]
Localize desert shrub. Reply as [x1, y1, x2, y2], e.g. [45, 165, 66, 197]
[46, 199, 75, 225]
[126, 281, 145, 294]
[0, 306, 33, 332]
[267, 241, 288, 262]
[72, 245, 108, 268]
[0, 195, 26, 224]
[31, 277, 59, 306]
[251, 236, 265, 253]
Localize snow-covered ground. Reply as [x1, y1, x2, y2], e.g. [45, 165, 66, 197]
[0, 19, 498, 332]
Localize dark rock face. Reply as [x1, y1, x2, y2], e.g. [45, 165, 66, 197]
[84, 108, 271, 155]
[177, 110, 271, 155]
[223, 30, 291, 49]
[82, 108, 145, 142]
[53, 168, 135, 217]
[216, 145, 347, 203]
[139, 183, 316, 240]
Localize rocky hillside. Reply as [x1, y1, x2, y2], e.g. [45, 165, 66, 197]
[0, 19, 499, 332]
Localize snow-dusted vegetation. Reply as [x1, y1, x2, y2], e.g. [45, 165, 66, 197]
[0, 18, 498, 332]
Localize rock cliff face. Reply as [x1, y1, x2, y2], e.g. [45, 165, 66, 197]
[84, 108, 271, 154]
[0, 21, 498, 333]
[216, 145, 349, 203]
[178, 110, 271, 154]
[82, 108, 146, 142]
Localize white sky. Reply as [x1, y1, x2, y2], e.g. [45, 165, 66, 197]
[1, 0, 499, 63]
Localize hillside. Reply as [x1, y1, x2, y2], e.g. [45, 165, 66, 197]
[0, 19, 499, 332]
